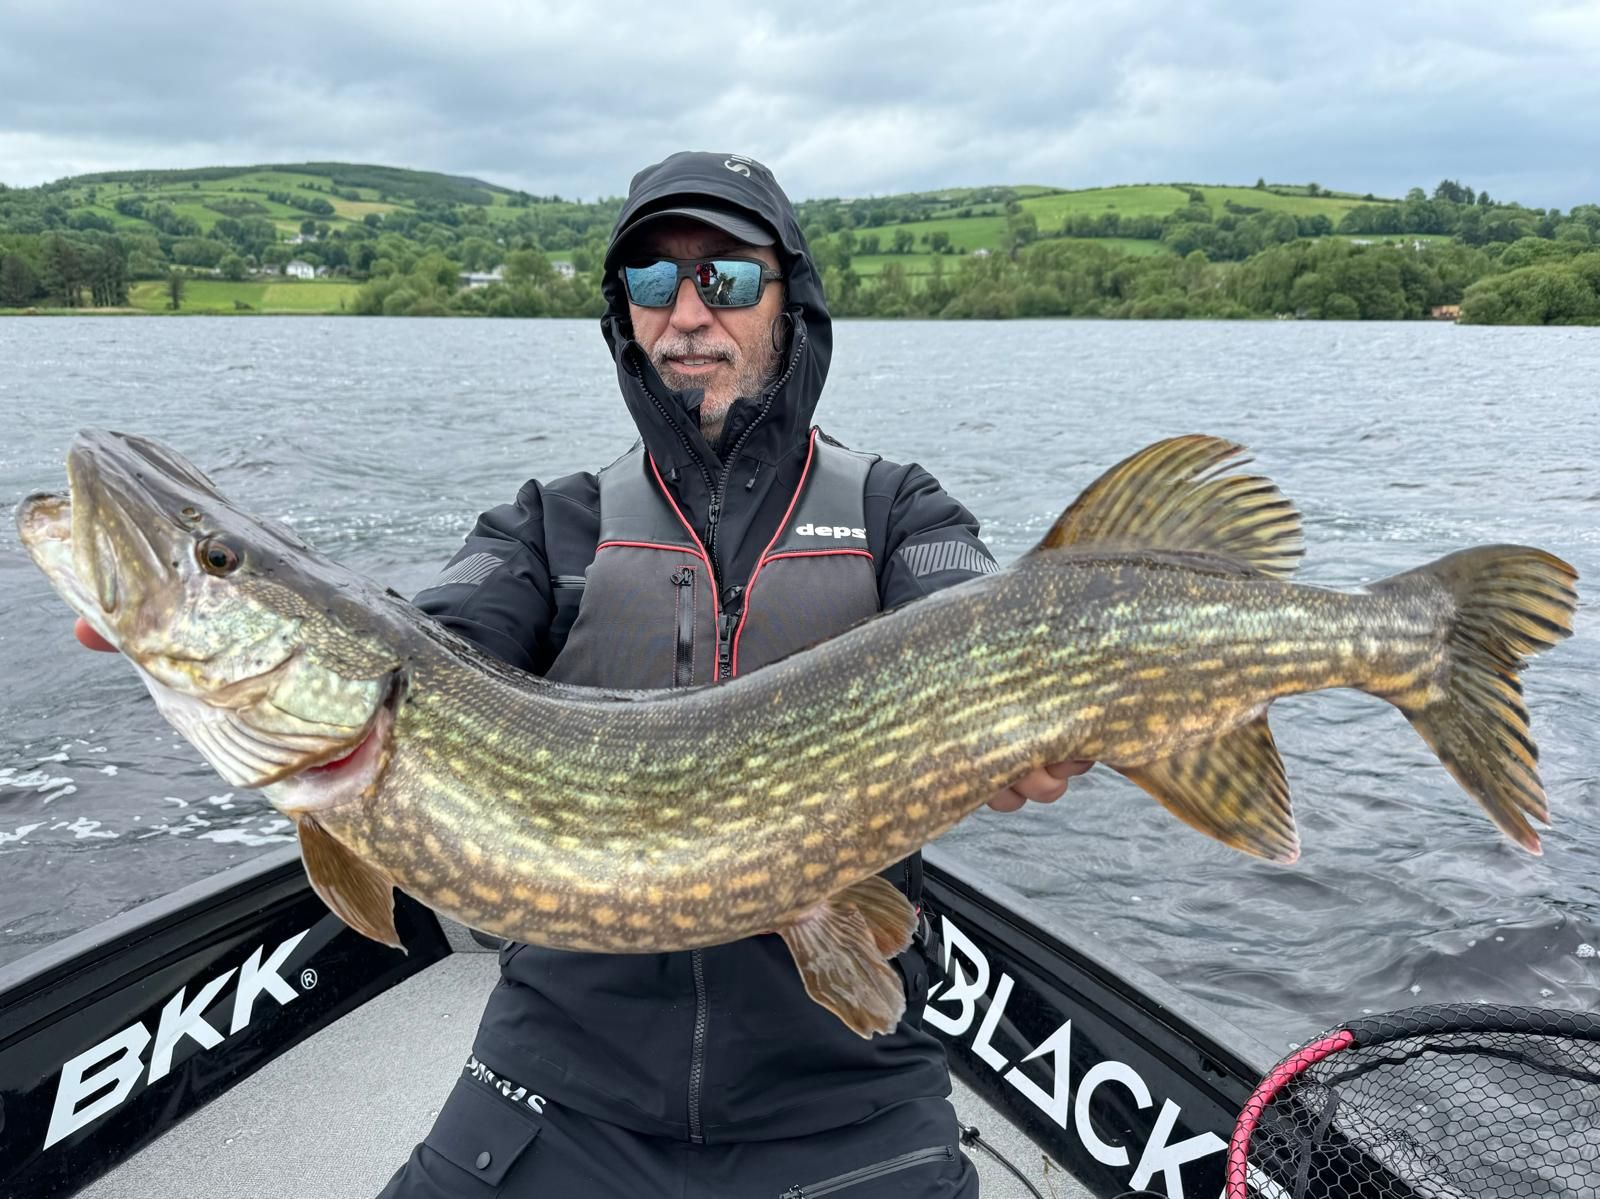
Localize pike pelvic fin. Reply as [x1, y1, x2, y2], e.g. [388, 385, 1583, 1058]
[1116, 712, 1301, 863]
[1035, 435, 1305, 578]
[1374, 545, 1579, 855]
[297, 815, 403, 948]
[776, 876, 918, 1039]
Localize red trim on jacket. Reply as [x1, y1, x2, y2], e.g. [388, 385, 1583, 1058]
[645, 455, 723, 680]
[596, 539, 702, 554]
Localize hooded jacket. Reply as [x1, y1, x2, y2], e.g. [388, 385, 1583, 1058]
[415, 151, 1001, 1143]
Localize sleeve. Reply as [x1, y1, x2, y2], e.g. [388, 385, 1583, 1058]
[412, 478, 556, 673]
[865, 460, 1000, 610]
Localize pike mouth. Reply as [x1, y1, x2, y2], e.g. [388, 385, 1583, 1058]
[17, 491, 72, 547]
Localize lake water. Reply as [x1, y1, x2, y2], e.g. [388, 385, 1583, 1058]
[1, 316, 1596, 1051]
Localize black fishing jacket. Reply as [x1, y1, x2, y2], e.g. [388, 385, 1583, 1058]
[415, 152, 1000, 1143]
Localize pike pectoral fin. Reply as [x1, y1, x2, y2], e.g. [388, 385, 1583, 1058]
[297, 816, 403, 949]
[1116, 713, 1301, 863]
[776, 876, 918, 1038]
[1034, 435, 1304, 578]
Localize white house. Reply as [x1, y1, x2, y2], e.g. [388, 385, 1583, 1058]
[285, 260, 315, 280]
[553, 260, 576, 279]
[459, 265, 505, 289]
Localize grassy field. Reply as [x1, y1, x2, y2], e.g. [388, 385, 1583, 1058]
[126, 278, 361, 313]
[851, 237, 1172, 276]
[1020, 185, 1196, 226]
[56, 166, 440, 239]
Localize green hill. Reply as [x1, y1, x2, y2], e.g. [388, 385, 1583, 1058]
[2, 163, 1595, 323]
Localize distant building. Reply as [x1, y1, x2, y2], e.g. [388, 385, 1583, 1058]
[256, 263, 281, 277]
[286, 232, 317, 245]
[552, 261, 576, 279]
[285, 260, 315, 280]
[970, 248, 991, 259]
[315, 266, 333, 278]
[459, 265, 505, 289]
[1430, 304, 1461, 321]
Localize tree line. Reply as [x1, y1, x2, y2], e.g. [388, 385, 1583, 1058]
[3, 172, 1598, 323]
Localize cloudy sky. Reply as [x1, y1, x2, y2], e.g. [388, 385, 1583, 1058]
[3, 0, 1599, 209]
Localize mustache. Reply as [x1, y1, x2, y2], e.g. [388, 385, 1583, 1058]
[651, 336, 736, 365]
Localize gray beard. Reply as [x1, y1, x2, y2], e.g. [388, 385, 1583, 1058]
[655, 333, 781, 444]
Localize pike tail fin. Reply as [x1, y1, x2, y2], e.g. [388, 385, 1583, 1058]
[1376, 546, 1578, 854]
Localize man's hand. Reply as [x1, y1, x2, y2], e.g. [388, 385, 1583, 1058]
[74, 617, 118, 653]
[987, 760, 1093, 812]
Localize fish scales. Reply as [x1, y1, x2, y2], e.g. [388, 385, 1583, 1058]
[17, 431, 1577, 1036]
[312, 557, 1431, 954]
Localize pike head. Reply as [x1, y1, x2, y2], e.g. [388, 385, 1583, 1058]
[15, 430, 409, 814]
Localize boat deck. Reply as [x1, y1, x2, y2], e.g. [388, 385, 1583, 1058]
[83, 930, 1083, 1198]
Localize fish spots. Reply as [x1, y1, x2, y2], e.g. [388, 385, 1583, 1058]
[469, 880, 501, 904]
[770, 782, 795, 799]
[870, 750, 898, 769]
[802, 831, 826, 849]
[670, 913, 696, 931]
[729, 869, 770, 891]
[721, 795, 747, 809]
[905, 801, 928, 821]
[688, 882, 713, 900]
[1134, 666, 1168, 681]
[868, 813, 893, 831]
[592, 906, 618, 926]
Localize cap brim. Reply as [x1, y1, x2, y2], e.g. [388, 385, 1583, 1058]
[609, 205, 775, 265]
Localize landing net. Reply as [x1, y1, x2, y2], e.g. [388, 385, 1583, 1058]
[1227, 1003, 1600, 1198]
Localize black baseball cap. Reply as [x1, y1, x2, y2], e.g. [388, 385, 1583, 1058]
[610, 200, 776, 264]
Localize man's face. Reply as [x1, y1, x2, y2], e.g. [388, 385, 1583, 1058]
[624, 217, 784, 443]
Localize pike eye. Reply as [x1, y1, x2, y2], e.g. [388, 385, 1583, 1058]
[196, 536, 240, 576]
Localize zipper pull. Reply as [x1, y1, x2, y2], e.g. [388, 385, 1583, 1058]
[707, 493, 722, 529]
[717, 611, 737, 679]
[670, 567, 693, 587]
[781, 1188, 804, 1199]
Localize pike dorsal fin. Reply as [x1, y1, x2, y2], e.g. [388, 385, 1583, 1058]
[1116, 712, 1301, 863]
[776, 876, 918, 1038]
[297, 816, 403, 948]
[1035, 435, 1304, 578]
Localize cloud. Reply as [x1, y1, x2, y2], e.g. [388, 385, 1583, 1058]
[1, 0, 1596, 209]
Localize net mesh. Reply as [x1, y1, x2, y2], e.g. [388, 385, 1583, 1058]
[1229, 1004, 1600, 1198]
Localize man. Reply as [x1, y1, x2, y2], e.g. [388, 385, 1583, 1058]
[74, 150, 1084, 1195]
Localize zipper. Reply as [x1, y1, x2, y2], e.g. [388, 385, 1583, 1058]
[716, 584, 744, 681]
[688, 947, 709, 1144]
[704, 326, 808, 581]
[780, 1145, 955, 1198]
[550, 574, 586, 590]
[670, 567, 696, 689]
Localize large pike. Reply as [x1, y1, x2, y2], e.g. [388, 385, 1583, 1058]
[16, 433, 1578, 1036]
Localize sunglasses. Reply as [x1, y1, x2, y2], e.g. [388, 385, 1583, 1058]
[619, 257, 782, 309]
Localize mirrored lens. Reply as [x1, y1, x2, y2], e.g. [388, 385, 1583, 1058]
[701, 260, 762, 307]
[623, 260, 682, 306]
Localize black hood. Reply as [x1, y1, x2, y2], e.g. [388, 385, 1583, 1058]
[599, 151, 832, 478]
